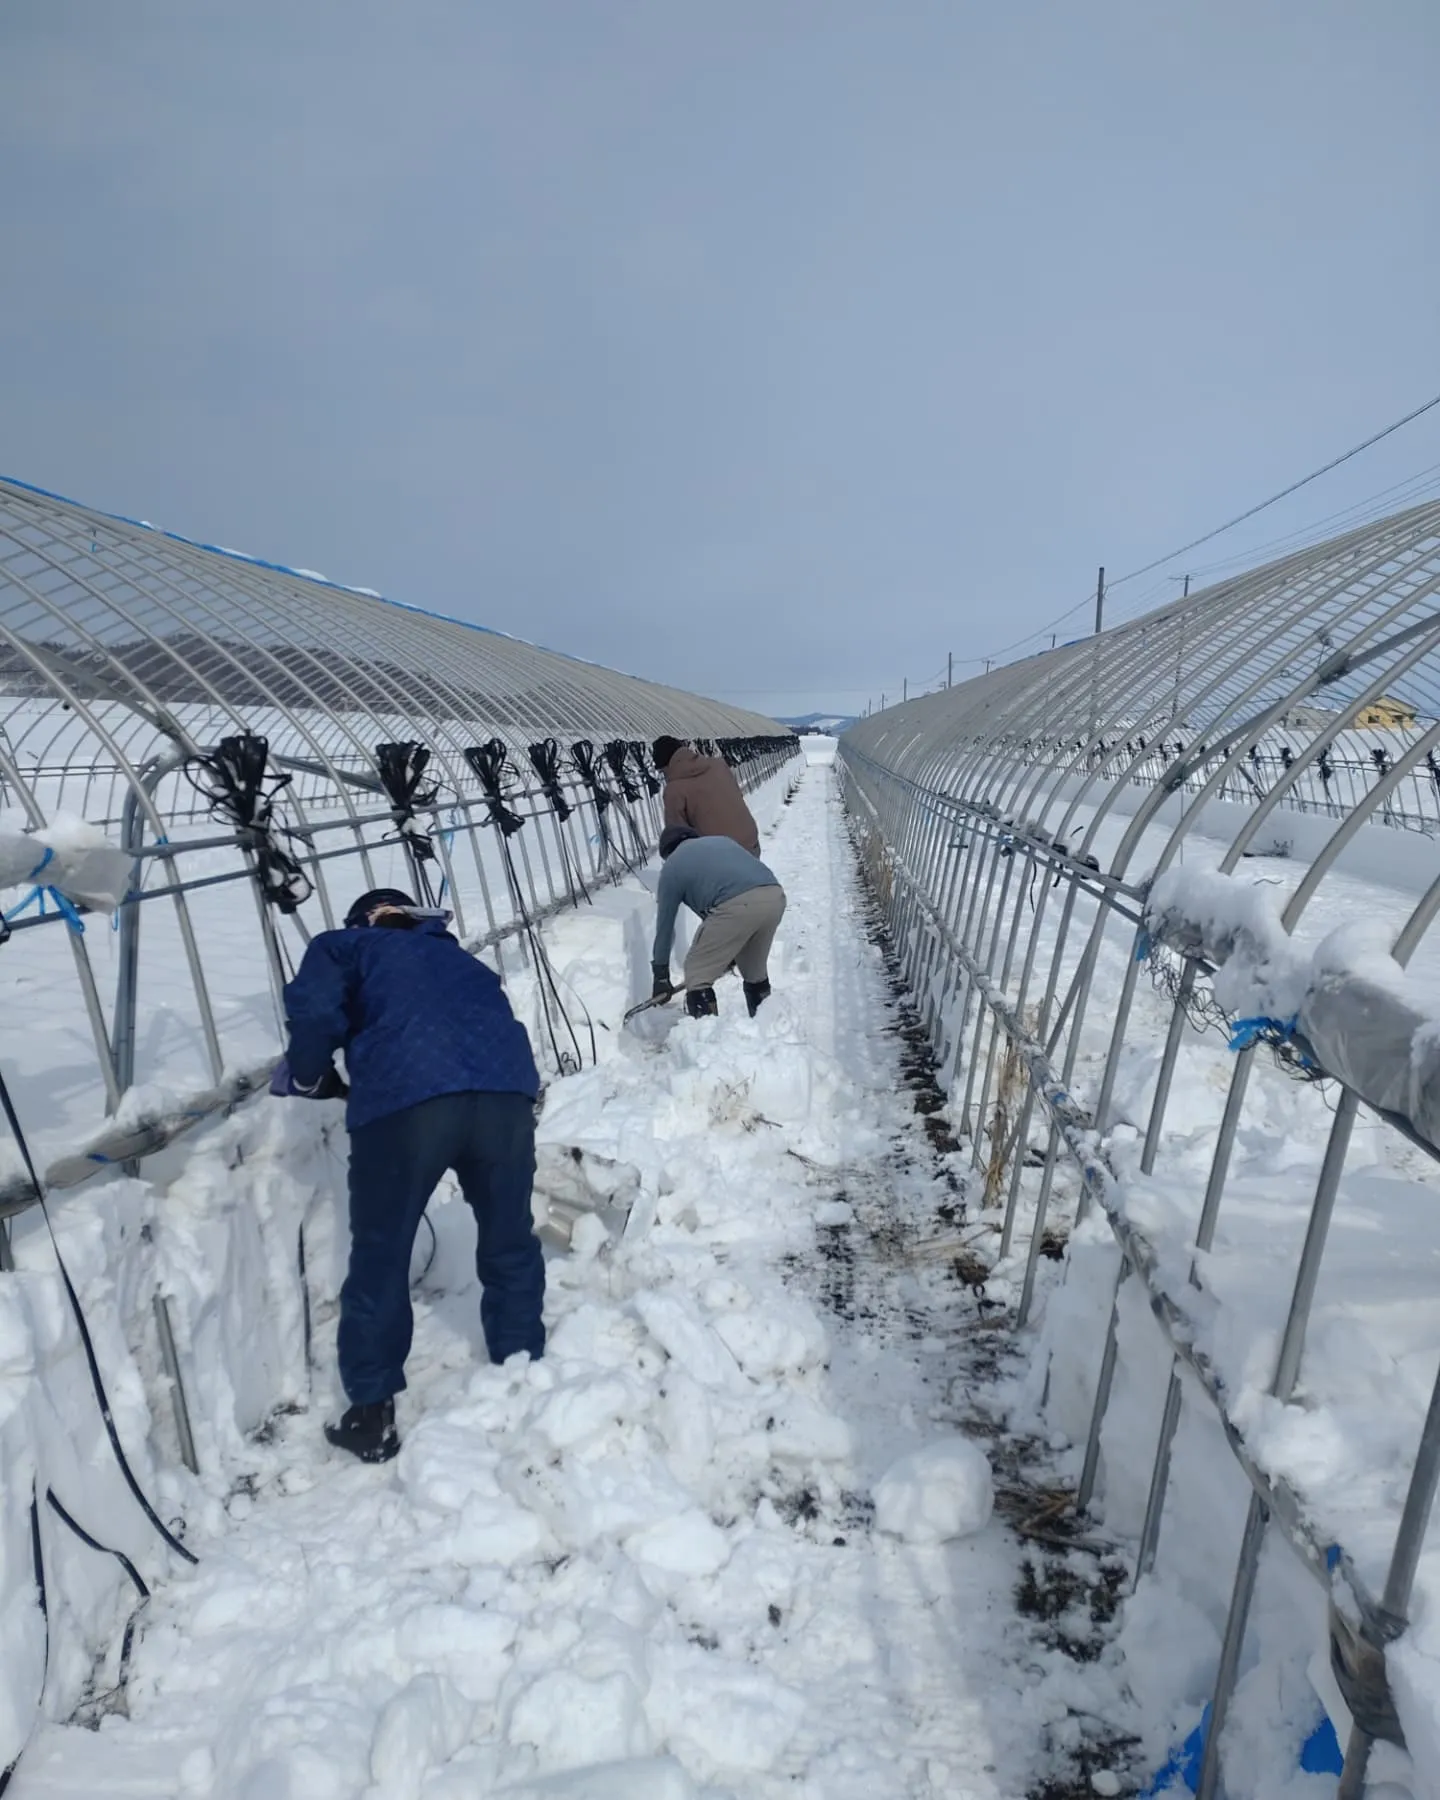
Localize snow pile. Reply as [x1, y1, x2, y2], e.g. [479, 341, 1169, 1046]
[2, 749, 1039, 1799]
[1143, 866, 1308, 1020]
[873, 1438, 993, 1544]
[1146, 864, 1440, 1155]
[0, 1100, 345, 1780]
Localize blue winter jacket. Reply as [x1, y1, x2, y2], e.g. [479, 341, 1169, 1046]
[283, 918, 539, 1130]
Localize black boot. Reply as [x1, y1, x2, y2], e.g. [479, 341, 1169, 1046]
[325, 1398, 399, 1463]
[743, 978, 771, 1017]
[685, 985, 719, 1019]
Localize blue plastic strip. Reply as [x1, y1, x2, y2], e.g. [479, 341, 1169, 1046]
[1228, 1013, 1298, 1053]
[3, 885, 85, 935]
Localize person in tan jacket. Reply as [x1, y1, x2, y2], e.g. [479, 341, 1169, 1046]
[652, 737, 761, 855]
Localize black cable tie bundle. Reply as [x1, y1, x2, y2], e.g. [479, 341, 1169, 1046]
[187, 733, 314, 914]
[375, 741, 439, 864]
[603, 740, 641, 804]
[464, 742, 526, 837]
[629, 741, 661, 796]
[571, 740, 612, 815]
[527, 739, 573, 821]
[375, 741, 442, 904]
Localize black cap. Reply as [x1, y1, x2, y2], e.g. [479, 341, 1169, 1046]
[658, 825, 699, 859]
[344, 887, 416, 928]
[651, 735, 683, 770]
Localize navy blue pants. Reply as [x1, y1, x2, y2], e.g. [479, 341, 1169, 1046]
[339, 1089, 545, 1404]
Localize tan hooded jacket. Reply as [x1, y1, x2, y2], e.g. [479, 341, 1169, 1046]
[661, 748, 761, 854]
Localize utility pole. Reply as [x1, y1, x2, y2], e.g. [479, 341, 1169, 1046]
[947, 651, 952, 689]
[903, 677, 908, 703]
[881, 692, 886, 710]
[984, 658, 992, 674]
[1051, 634, 1057, 649]
[1090, 564, 1105, 745]
[1169, 572, 1192, 599]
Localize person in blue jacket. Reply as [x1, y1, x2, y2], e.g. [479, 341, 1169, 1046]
[280, 887, 543, 1463]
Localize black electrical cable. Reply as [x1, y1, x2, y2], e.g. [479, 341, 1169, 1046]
[466, 742, 591, 1076]
[463, 742, 527, 836]
[184, 734, 314, 915]
[375, 741, 440, 906]
[45, 1487, 150, 1697]
[2, 1477, 161, 1790]
[416, 1213, 438, 1285]
[0, 1065, 197, 1566]
[570, 740, 610, 813]
[527, 739, 587, 904]
[527, 739, 573, 820]
[0, 1488, 46, 1797]
[297, 1221, 313, 1380]
[599, 742, 651, 862]
[628, 741, 661, 798]
[603, 740, 641, 804]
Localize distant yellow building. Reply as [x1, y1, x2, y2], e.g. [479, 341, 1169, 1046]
[1354, 695, 1418, 730]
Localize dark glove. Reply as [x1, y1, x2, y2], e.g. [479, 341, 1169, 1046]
[273, 1057, 348, 1100]
[651, 964, 675, 1004]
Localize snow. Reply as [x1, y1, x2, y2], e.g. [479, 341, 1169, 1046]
[873, 1437, 994, 1545]
[1, 744, 1048, 1799]
[6, 730, 1440, 1796]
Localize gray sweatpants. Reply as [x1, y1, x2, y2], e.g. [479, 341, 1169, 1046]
[684, 885, 787, 988]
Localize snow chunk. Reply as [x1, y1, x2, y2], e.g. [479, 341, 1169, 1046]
[399, 1413, 504, 1511]
[646, 1653, 805, 1774]
[491, 1758, 698, 1800]
[766, 1394, 854, 1462]
[395, 1603, 519, 1703]
[366, 1674, 473, 1800]
[535, 1374, 642, 1450]
[624, 1508, 732, 1577]
[509, 1669, 654, 1770]
[633, 1290, 745, 1390]
[448, 1492, 549, 1567]
[874, 1437, 994, 1544]
[712, 1294, 828, 1379]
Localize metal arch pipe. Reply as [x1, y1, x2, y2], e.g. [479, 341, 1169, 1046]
[840, 495, 1440, 1794]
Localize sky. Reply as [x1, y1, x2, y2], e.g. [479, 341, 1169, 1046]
[2, 1, 1437, 722]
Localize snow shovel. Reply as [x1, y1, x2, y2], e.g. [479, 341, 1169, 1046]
[622, 968, 739, 1023]
[623, 987, 690, 1023]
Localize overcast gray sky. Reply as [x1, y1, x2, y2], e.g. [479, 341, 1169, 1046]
[3, 2, 1437, 720]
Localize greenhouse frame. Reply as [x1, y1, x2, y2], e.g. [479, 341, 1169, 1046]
[840, 495, 1440, 1795]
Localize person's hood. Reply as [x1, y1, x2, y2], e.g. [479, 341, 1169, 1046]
[664, 747, 709, 782]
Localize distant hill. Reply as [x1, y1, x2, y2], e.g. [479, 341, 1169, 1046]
[778, 711, 857, 735]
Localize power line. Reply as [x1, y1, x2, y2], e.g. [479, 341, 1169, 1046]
[1105, 389, 1440, 593]
[980, 389, 1440, 665]
[1098, 457, 1440, 636]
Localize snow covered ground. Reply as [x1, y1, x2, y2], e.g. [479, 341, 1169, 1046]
[9, 735, 1440, 1797]
[3, 743, 1103, 1800]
